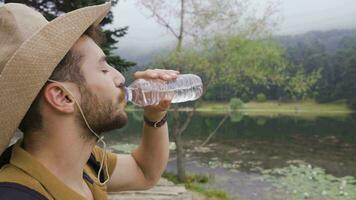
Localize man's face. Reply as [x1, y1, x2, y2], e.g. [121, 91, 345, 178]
[73, 35, 128, 134]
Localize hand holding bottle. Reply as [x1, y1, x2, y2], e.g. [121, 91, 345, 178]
[126, 71, 203, 107]
[131, 69, 180, 121]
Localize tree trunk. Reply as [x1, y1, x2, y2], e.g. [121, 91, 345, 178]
[172, 105, 186, 182]
[176, 0, 185, 52]
[174, 130, 186, 182]
[171, 92, 207, 183]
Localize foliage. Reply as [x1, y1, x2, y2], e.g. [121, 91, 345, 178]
[334, 40, 356, 109]
[137, 0, 282, 183]
[261, 164, 356, 200]
[3, 0, 135, 72]
[163, 171, 232, 200]
[229, 98, 244, 110]
[186, 183, 231, 200]
[256, 93, 267, 102]
[278, 30, 356, 105]
[283, 69, 321, 100]
[193, 29, 356, 103]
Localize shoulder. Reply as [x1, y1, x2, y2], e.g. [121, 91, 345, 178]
[0, 182, 48, 200]
[0, 164, 37, 186]
[0, 165, 50, 199]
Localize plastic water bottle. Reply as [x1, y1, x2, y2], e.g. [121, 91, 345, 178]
[125, 74, 203, 107]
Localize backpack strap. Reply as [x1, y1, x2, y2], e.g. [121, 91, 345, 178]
[85, 153, 105, 183]
[0, 182, 48, 200]
[0, 146, 48, 199]
[0, 145, 13, 169]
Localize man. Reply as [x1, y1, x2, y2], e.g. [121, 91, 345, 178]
[0, 2, 177, 199]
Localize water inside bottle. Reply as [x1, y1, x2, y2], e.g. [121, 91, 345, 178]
[124, 74, 203, 106]
[170, 85, 203, 103]
[125, 86, 175, 106]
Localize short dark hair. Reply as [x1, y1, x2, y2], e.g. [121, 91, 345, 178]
[18, 26, 104, 134]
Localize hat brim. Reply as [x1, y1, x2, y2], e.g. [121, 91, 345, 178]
[0, 2, 111, 154]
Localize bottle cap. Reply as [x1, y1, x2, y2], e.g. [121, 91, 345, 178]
[124, 87, 131, 103]
[124, 87, 128, 103]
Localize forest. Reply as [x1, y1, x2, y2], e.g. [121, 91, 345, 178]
[205, 29, 356, 109]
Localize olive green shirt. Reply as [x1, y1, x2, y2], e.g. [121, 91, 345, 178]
[0, 140, 117, 200]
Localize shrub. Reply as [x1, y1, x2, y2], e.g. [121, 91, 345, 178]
[256, 93, 267, 102]
[230, 98, 244, 110]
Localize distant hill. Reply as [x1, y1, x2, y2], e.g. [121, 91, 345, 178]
[116, 29, 356, 70]
[277, 29, 356, 55]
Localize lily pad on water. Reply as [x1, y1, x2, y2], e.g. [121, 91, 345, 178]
[193, 146, 213, 153]
[260, 164, 356, 200]
[169, 142, 176, 150]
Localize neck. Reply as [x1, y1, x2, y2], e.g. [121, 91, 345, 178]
[22, 126, 97, 191]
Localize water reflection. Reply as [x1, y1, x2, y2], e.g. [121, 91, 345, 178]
[105, 111, 356, 199]
[106, 111, 356, 176]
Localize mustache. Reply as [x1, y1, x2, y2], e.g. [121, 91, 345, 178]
[118, 86, 126, 103]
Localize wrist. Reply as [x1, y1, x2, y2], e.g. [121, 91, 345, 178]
[144, 112, 168, 128]
[143, 110, 167, 122]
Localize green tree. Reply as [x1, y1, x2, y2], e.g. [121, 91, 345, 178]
[137, 0, 280, 182]
[282, 39, 329, 101]
[3, 0, 135, 72]
[333, 36, 356, 109]
[201, 35, 288, 101]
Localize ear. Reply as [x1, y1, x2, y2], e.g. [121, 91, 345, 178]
[43, 83, 76, 114]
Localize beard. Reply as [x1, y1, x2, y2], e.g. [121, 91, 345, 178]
[76, 84, 128, 136]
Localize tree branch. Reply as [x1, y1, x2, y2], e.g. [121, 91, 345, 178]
[154, 13, 180, 39]
[200, 114, 229, 146]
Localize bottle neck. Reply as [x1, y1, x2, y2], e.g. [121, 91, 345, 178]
[124, 87, 132, 103]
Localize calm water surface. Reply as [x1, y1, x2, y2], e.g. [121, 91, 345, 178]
[106, 111, 356, 200]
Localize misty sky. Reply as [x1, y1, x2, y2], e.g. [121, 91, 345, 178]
[111, 0, 356, 57]
[2, 1, 355, 61]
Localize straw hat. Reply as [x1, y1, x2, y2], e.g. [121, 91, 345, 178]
[0, 2, 111, 155]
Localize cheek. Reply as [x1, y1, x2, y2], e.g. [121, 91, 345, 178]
[92, 84, 112, 99]
[91, 81, 123, 104]
[84, 74, 120, 102]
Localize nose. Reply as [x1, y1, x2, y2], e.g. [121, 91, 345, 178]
[114, 72, 125, 88]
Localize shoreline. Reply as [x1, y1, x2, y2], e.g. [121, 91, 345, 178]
[125, 100, 354, 118]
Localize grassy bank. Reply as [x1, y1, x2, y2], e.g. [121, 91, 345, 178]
[196, 100, 353, 118]
[126, 100, 353, 117]
[163, 172, 233, 200]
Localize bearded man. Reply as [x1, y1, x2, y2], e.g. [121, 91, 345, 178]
[0, 2, 176, 199]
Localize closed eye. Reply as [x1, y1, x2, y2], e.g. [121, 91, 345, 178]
[101, 69, 109, 74]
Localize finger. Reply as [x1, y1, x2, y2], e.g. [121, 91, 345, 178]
[156, 69, 179, 74]
[133, 70, 159, 80]
[165, 70, 180, 76]
[158, 73, 175, 81]
[165, 69, 180, 74]
[152, 69, 179, 76]
[134, 69, 179, 81]
[157, 71, 178, 81]
[167, 71, 179, 78]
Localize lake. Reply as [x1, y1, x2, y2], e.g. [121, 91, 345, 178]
[105, 111, 356, 200]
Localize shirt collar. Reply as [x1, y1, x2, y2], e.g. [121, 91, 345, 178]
[10, 140, 88, 200]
